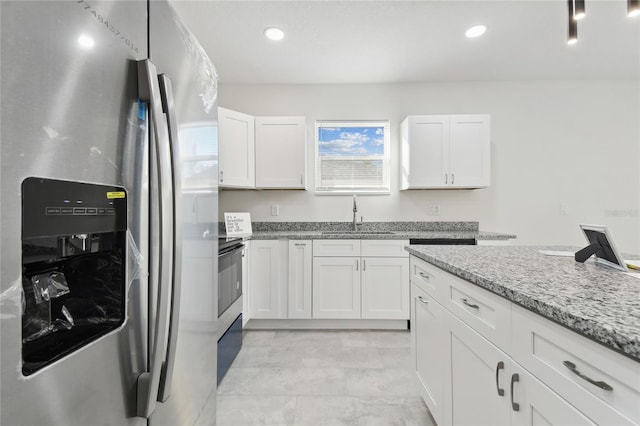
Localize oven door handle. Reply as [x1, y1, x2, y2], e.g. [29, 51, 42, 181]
[218, 245, 244, 258]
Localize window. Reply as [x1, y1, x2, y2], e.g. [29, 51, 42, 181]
[315, 121, 390, 194]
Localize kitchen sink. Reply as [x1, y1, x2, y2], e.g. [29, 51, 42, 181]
[321, 231, 396, 235]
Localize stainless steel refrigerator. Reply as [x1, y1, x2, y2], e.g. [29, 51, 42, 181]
[0, 1, 219, 425]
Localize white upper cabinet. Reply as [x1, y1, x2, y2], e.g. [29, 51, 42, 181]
[218, 107, 255, 188]
[400, 114, 490, 189]
[255, 116, 306, 189]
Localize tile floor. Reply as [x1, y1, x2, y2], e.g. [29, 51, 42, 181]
[216, 329, 436, 426]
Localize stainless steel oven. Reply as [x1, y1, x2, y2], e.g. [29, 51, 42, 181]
[217, 237, 243, 384]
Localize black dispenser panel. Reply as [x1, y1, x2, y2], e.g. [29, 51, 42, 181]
[21, 178, 127, 375]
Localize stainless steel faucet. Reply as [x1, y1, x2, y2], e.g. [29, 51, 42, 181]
[352, 195, 358, 231]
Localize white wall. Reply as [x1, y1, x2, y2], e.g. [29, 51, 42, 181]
[218, 80, 640, 254]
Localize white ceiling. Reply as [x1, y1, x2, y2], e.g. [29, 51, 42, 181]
[171, 0, 640, 85]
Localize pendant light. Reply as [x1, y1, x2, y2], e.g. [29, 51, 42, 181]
[574, 0, 586, 20]
[567, 0, 578, 45]
[629, 0, 640, 18]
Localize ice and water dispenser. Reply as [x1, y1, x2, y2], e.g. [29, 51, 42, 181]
[21, 178, 127, 375]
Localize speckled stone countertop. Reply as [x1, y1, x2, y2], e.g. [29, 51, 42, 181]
[406, 245, 640, 362]
[221, 221, 516, 241]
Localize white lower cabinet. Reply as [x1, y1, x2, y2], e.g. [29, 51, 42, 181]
[288, 240, 312, 319]
[409, 254, 634, 426]
[411, 282, 445, 425]
[510, 365, 597, 426]
[447, 311, 511, 426]
[361, 257, 409, 319]
[312, 239, 410, 320]
[248, 240, 287, 319]
[312, 257, 360, 319]
[242, 240, 250, 326]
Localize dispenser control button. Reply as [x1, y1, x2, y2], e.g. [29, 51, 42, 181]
[60, 207, 73, 215]
[73, 208, 86, 215]
[46, 207, 61, 215]
[86, 208, 97, 215]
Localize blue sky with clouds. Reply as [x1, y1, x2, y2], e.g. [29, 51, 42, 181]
[318, 126, 384, 156]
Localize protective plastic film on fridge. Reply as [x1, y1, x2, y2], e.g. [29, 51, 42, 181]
[0, 1, 219, 425]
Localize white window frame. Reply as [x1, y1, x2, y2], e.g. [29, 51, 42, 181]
[315, 120, 391, 195]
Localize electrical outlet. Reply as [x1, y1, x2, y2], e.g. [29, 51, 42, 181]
[427, 204, 441, 215]
[560, 203, 568, 215]
[271, 204, 280, 216]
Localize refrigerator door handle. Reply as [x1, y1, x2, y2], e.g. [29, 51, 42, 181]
[157, 74, 184, 403]
[136, 59, 175, 419]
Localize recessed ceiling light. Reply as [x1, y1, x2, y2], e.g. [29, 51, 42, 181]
[77, 34, 95, 49]
[465, 25, 487, 38]
[264, 27, 285, 41]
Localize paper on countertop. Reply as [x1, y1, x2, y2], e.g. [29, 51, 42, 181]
[538, 250, 575, 257]
[224, 212, 252, 236]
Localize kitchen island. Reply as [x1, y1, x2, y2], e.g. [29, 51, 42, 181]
[406, 245, 640, 426]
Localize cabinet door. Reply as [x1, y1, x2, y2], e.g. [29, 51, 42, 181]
[411, 283, 445, 425]
[288, 241, 312, 319]
[242, 241, 250, 326]
[405, 115, 449, 188]
[255, 116, 306, 189]
[248, 240, 287, 319]
[361, 257, 409, 319]
[449, 114, 490, 188]
[312, 257, 360, 319]
[510, 366, 597, 426]
[218, 107, 255, 188]
[447, 311, 511, 426]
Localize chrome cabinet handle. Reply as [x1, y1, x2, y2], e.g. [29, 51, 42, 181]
[445, 174, 448, 184]
[300, 175, 303, 185]
[418, 271, 430, 280]
[294, 243, 306, 246]
[562, 361, 613, 391]
[220, 170, 224, 182]
[417, 296, 429, 304]
[356, 259, 359, 271]
[136, 59, 174, 419]
[157, 74, 184, 403]
[452, 173, 455, 185]
[510, 373, 520, 412]
[462, 298, 480, 309]
[363, 259, 366, 271]
[495, 361, 505, 396]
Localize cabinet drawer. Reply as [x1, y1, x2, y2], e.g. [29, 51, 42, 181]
[409, 256, 446, 302]
[443, 272, 511, 351]
[361, 239, 409, 257]
[313, 239, 360, 257]
[512, 305, 640, 425]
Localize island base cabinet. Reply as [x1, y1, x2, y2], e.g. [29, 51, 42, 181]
[510, 366, 597, 426]
[411, 283, 445, 425]
[447, 311, 511, 426]
[312, 257, 360, 319]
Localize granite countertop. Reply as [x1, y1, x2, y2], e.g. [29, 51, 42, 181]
[406, 245, 640, 362]
[226, 221, 516, 241]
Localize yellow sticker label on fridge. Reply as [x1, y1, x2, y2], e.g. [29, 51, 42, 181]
[106, 191, 126, 199]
